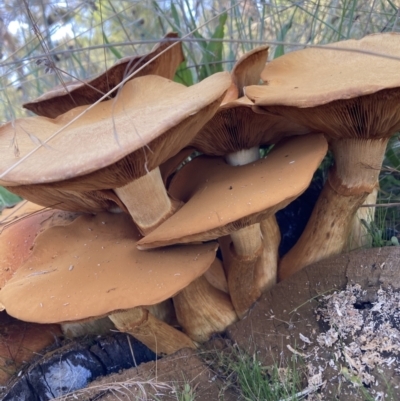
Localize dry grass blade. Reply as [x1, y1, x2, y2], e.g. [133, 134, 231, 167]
[51, 378, 173, 401]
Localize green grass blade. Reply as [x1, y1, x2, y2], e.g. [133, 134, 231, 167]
[199, 12, 227, 80]
[273, 10, 295, 59]
[170, 2, 182, 29]
[102, 31, 123, 59]
[0, 187, 22, 212]
[173, 60, 194, 86]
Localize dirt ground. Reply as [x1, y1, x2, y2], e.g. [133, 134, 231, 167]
[3, 246, 400, 400]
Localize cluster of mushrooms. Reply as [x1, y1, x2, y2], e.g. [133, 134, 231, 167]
[0, 32, 399, 359]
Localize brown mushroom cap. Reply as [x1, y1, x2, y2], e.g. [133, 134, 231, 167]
[7, 186, 128, 214]
[138, 134, 328, 249]
[221, 45, 268, 104]
[159, 147, 196, 186]
[191, 96, 309, 156]
[0, 72, 231, 189]
[0, 212, 218, 324]
[243, 33, 400, 279]
[0, 202, 79, 288]
[192, 45, 307, 156]
[23, 33, 184, 118]
[246, 33, 400, 109]
[245, 33, 400, 142]
[231, 45, 269, 96]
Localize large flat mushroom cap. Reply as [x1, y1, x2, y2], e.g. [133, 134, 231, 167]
[23, 33, 184, 118]
[0, 213, 218, 324]
[138, 134, 328, 248]
[0, 72, 231, 187]
[0, 205, 79, 287]
[245, 33, 400, 108]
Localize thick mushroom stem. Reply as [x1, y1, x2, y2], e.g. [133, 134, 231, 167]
[224, 147, 280, 316]
[225, 147, 260, 166]
[62, 318, 116, 338]
[279, 138, 388, 280]
[114, 167, 182, 235]
[258, 217, 281, 289]
[173, 275, 238, 343]
[62, 301, 176, 338]
[204, 258, 229, 293]
[230, 223, 262, 256]
[279, 182, 366, 280]
[228, 217, 280, 318]
[348, 184, 379, 250]
[109, 307, 196, 355]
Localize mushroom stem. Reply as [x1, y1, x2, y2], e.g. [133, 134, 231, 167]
[62, 318, 115, 338]
[109, 307, 196, 355]
[348, 184, 379, 250]
[224, 147, 263, 263]
[329, 139, 387, 195]
[145, 299, 177, 326]
[228, 216, 280, 318]
[279, 138, 388, 280]
[114, 167, 182, 235]
[279, 182, 365, 280]
[225, 147, 260, 166]
[223, 146, 280, 316]
[204, 258, 229, 293]
[230, 223, 262, 256]
[258, 216, 281, 289]
[173, 275, 238, 343]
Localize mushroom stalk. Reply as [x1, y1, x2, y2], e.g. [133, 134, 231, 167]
[173, 275, 238, 342]
[114, 167, 182, 235]
[279, 138, 388, 280]
[258, 217, 281, 289]
[348, 184, 379, 250]
[224, 147, 280, 316]
[62, 318, 115, 338]
[225, 147, 260, 166]
[228, 217, 280, 318]
[230, 223, 262, 256]
[109, 307, 196, 355]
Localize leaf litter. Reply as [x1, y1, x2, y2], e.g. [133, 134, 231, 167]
[296, 284, 400, 399]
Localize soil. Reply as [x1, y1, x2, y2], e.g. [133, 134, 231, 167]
[2, 246, 400, 400]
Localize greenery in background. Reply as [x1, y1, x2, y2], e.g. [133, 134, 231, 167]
[203, 345, 306, 400]
[1, 0, 400, 118]
[1, 0, 400, 234]
[0, 186, 22, 212]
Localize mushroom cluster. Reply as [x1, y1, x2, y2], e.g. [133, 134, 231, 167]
[2, 32, 393, 359]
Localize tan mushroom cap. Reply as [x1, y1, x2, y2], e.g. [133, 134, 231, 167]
[138, 134, 328, 249]
[0, 72, 231, 189]
[191, 96, 309, 156]
[0, 203, 80, 288]
[159, 147, 196, 186]
[23, 33, 184, 118]
[246, 33, 400, 108]
[8, 186, 128, 214]
[231, 45, 269, 96]
[0, 212, 218, 324]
